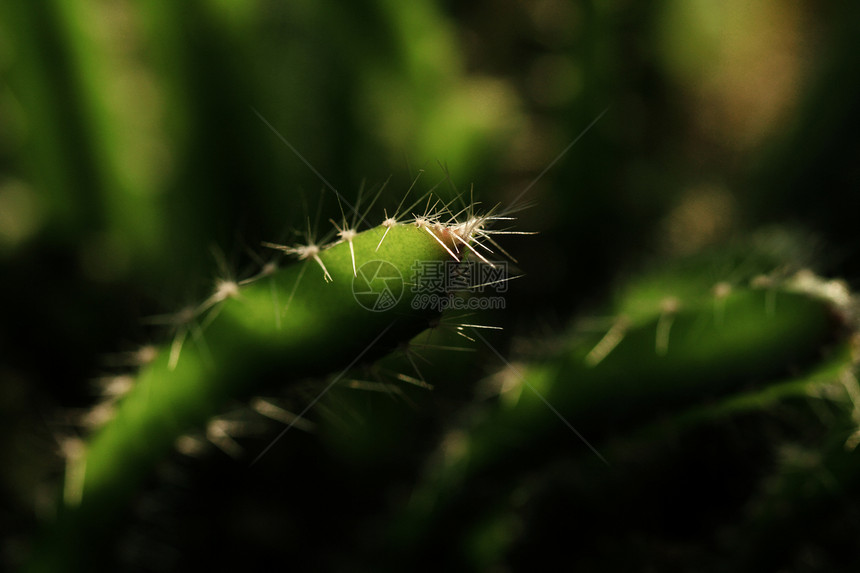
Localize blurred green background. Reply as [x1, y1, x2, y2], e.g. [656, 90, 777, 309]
[2, 0, 859, 570]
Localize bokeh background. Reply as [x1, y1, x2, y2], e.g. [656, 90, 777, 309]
[2, 0, 859, 570]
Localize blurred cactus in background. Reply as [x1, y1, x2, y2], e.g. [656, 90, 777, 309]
[1, 0, 859, 571]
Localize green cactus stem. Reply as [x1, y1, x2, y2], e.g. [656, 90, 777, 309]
[27, 210, 497, 572]
[390, 243, 857, 563]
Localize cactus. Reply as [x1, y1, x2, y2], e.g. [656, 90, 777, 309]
[25, 204, 507, 572]
[386, 236, 858, 568]
[6, 1, 859, 571]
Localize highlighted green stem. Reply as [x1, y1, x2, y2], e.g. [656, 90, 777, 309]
[28, 223, 452, 572]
